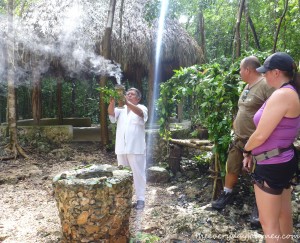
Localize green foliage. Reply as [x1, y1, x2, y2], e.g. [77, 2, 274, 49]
[144, 0, 161, 23]
[144, 0, 199, 23]
[40, 77, 100, 123]
[0, 3, 5, 13]
[0, 0, 38, 15]
[158, 49, 270, 165]
[96, 85, 121, 104]
[149, 0, 300, 61]
[157, 61, 243, 164]
[193, 151, 213, 166]
[4, 76, 128, 127]
[130, 232, 160, 243]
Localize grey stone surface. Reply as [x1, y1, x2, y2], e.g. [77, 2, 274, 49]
[147, 166, 170, 183]
[52, 164, 133, 243]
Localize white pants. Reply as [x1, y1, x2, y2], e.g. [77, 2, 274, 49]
[117, 154, 146, 201]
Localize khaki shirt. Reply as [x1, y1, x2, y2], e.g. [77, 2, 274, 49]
[234, 78, 274, 139]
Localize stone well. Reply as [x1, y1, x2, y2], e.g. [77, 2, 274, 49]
[52, 164, 133, 243]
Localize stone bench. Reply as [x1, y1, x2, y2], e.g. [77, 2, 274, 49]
[1, 117, 92, 127]
[0, 125, 73, 143]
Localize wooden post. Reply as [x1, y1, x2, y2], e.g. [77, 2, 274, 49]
[177, 101, 183, 122]
[212, 152, 223, 200]
[147, 64, 154, 122]
[99, 0, 117, 147]
[32, 64, 41, 125]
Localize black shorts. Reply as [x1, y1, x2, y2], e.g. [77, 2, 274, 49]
[251, 154, 298, 195]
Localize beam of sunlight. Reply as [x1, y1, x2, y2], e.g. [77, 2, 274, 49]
[146, 0, 169, 165]
[135, 0, 168, 235]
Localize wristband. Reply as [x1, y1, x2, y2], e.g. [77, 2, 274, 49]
[242, 148, 252, 155]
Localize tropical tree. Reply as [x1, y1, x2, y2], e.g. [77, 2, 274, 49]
[99, 0, 117, 147]
[233, 0, 246, 58]
[195, 1, 206, 61]
[273, 0, 289, 52]
[148, 0, 300, 62]
[31, 56, 42, 125]
[5, 0, 28, 159]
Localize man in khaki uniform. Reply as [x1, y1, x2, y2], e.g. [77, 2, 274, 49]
[212, 56, 274, 224]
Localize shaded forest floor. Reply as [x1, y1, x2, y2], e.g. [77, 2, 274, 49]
[0, 142, 299, 243]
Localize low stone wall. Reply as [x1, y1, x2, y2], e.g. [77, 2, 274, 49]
[73, 127, 101, 142]
[1, 117, 92, 127]
[52, 164, 133, 243]
[0, 119, 193, 164]
[0, 125, 73, 144]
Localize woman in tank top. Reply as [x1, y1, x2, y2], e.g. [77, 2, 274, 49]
[242, 52, 300, 243]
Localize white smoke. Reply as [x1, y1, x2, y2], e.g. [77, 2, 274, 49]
[0, 0, 123, 85]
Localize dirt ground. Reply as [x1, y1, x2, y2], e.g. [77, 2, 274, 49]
[0, 142, 299, 243]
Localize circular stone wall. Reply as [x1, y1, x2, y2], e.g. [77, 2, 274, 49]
[52, 164, 133, 243]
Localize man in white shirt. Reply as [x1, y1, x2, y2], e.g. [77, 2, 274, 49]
[108, 87, 148, 210]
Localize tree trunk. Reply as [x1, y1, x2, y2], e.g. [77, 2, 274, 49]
[15, 87, 19, 121]
[135, 65, 143, 95]
[212, 152, 223, 200]
[5, 0, 28, 159]
[233, 0, 245, 58]
[273, 0, 289, 53]
[0, 95, 3, 123]
[196, 7, 206, 62]
[247, 15, 261, 50]
[32, 64, 42, 125]
[19, 0, 27, 17]
[229, 27, 235, 58]
[7, 22, 18, 149]
[57, 77, 63, 124]
[199, 12, 206, 62]
[99, 0, 117, 147]
[177, 102, 183, 123]
[119, 0, 125, 43]
[71, 79, 76, 116]
[244, 0, 249, 50]
[147, 64, 154, 122]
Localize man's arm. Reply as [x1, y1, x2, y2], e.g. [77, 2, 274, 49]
[108, 97, 115, 117]
[126, 99, 144, 118]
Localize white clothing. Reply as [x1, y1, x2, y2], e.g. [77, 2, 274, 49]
[109, 104, 148, 201]
[109, 104, 148, 155]
[117, 154, 146, 201]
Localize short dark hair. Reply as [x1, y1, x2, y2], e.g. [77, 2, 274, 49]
[242, 56, 261, 70]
